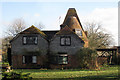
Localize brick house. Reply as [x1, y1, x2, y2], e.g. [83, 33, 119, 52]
[10, 8, 88, 69]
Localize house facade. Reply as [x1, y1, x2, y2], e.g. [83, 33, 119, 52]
[10, 8, 88, 69]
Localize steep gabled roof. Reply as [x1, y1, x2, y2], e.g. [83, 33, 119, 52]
[63, 8, 84, 31]
[20, 25, 46, 36]
[55, 25, 84, 44]
[10, 25, 47, 43]
[56, 25, 75, 35]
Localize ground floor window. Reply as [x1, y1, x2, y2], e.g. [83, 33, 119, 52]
[58, 54, 68, 64]
[22, 55, 37, 64]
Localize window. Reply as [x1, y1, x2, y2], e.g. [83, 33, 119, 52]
[76, 30, 82, 36]
[58, 54, 68, 64]
[23, 36, 38, 45]
[22, 56, 25, 64]
[32, 56, 37, 63]
[22, 55, 37, 64]
[60, 36, 71, 46]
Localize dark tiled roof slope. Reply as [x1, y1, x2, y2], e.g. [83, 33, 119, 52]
[10, 25, 47, 42]
[56, 25, 75, 35]
[20, 25, 46, 36]
[42, 30, 59, 40]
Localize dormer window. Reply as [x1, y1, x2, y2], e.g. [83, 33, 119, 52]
[76, 30, 82, 36]
[23, 36, 38, 45]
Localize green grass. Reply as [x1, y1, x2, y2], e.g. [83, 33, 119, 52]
[13, 65, 119, 80]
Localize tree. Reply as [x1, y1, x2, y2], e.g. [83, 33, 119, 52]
[2, 36, 13, 62]
[84, 22, 113, 49]
[76, 48, 99, 69]
[2, 18, 44, 63]
[2, 18, 26, 62]
[35, 22, 45, 30]
[5, 18, 26, 37]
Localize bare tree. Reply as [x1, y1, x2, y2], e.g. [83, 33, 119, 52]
[84, 22, 113, 49]
[2, 18, 45, 62]
[5, 18, 26, 37]
[34, 22, 45, 30]
[2, 18, 26, 62]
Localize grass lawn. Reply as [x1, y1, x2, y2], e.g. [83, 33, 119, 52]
[13, 65, 119, 80]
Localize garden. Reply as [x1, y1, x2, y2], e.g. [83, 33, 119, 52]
[1, 65, 119, 80]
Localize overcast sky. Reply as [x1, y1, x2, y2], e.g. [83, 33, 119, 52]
[0, 0, 118, 46]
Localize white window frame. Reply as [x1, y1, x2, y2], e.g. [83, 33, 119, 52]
[76, 30, 82, 36]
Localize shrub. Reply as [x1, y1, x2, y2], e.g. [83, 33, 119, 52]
[2, 71, 32, 80]
[75, 48, 99, 69]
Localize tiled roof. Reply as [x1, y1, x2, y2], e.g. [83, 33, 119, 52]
[42, 30, 59, 40]
[56, 25, 85, 44]
[10, 25, 47, 42]
[64, 16, 82, 30]
[63, 8, 84, 31]
[56, 25, 75, 35]
[20, 25, 46, 36]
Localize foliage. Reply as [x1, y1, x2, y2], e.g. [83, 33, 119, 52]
[75, 48, 98, 69]
[2, 71, 32, 80]
[1, 36, 13, 62]
[84, 22, 113, 49]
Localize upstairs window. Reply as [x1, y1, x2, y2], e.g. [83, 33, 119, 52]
[22, 55, 37, 64]
[23, 36, 38, 45]
[76, 30, 82, 36]
[60, 36, 71, 46]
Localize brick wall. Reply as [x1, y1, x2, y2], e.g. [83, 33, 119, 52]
[12, 55, 47, 69]
[49, 55, 80, 69]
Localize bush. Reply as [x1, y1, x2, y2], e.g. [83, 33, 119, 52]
[75, 48, 99, 69]
[2, 71, 32, 80]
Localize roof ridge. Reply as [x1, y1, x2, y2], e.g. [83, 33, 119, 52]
[56, 25, 75, 35]
[20, 25, 46, 36]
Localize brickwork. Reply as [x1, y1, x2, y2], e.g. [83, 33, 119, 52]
[12, 55, 47, 69]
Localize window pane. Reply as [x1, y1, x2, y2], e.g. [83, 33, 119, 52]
[28, 37, 34, 44]
[76, 30, 82, 36]
[35, 37, 37, 44]
[63, 56, 68, 64]
[58, 56, 63, 64]
[22, 56, 25, 63]
[25, 56, 32, 64]
[76, 30, 80, 34]
[61, 38, 65, 45]
[32, 56, 37, 63]
[66, 38, 70, 45]
[80, 30, 82, 36]
[23, 37, 26, 44]
[58, 56, 68, 64]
